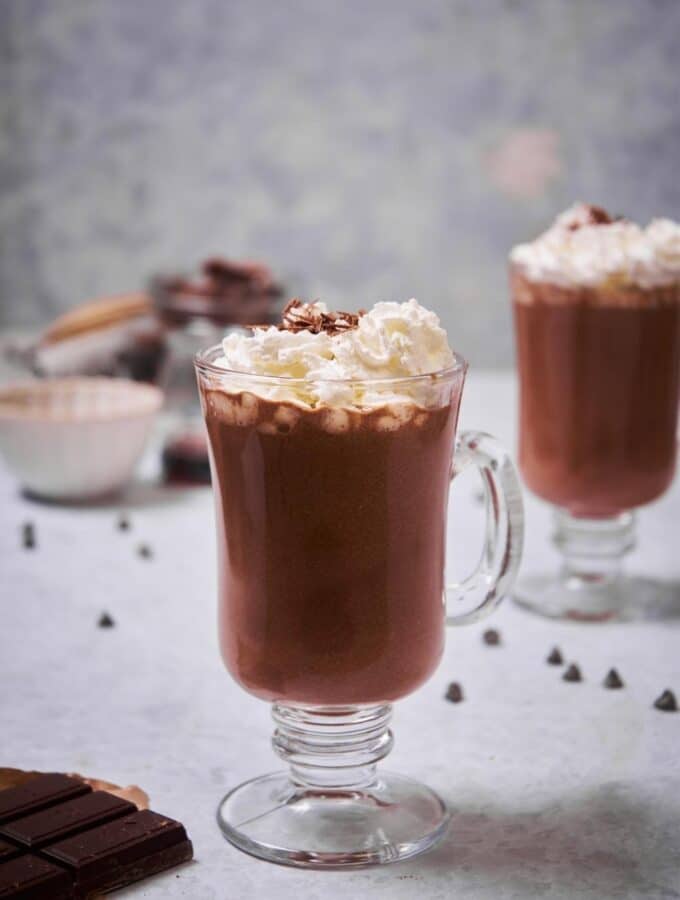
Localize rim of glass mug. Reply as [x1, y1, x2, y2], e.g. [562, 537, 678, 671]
[194, 343, 467, 385]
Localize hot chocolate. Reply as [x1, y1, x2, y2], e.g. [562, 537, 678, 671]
[512, 205, 680, 518]
[197, 297, 525, 869]
[198, 299, 462, 705]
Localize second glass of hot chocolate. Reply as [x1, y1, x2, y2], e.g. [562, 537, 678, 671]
[512, 204, 680, 620]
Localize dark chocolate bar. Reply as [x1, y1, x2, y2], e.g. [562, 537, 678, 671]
[1, 791, 135, 849]
[44, 810, 193, 896]
[0, 774, 193, 897]
[0, 854, 72, 899]
[0, 776, 90, 826]
[0, 842, 21, 864]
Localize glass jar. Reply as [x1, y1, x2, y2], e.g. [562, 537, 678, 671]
[151, 261, 282, 484]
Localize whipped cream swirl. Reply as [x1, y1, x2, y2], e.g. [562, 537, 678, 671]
[510, 204, 680, 289]
[214, 299, 457, 407]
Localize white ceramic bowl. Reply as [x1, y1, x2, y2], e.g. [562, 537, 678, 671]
[0, 377, 163, 500]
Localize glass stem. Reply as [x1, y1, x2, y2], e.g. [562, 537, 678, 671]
[271, 704, 394, 791]
[553, 510, 636, 586]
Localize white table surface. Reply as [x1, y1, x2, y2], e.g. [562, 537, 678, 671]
[2, 371, 680, 900]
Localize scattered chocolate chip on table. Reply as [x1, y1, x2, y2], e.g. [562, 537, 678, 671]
[445, 682, 464, 703]
[563, 663, 582, 683]
[546, 646, 564, 666]
[603, 668, 624, 689]
[654, 689, 677, 712]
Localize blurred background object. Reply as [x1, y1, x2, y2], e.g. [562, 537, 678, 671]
[0, 377, 162, 500]
[33, 292, 165, 381]
[152, 258, 283, 484]
[1, 0, 679, 366]
[0, 258, 284, 488]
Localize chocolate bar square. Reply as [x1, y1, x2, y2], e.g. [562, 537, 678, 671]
[0, 776, 90, 826]
[0, 854, 72, 899]
[1, 791, 135, 849]
[44, 809, 193, 895]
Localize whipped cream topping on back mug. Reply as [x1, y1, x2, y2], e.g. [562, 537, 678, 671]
[510, 203, 680, 289]
[214, 298, 456, 407]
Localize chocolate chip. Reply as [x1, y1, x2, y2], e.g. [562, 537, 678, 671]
[117, 515, 131, 532]
[445, 682, 464, 703]
[653, 689, 677, 712]
[137, 544, 153, 559]
[563, 663, 582, 683]
[22, 522, 35, 549]
[603, 668, 624, 689]
[98, 612, 115, 628]
[547, 646, 563, 666]
[483, 628, 500, 646]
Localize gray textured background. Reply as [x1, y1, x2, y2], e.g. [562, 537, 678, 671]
[1, 0, 679, 366]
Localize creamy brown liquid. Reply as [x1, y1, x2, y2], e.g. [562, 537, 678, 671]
[201, 388, 460, 705]
[512, 266, 680, 517]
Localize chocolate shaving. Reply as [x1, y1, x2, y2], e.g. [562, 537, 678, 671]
[566, 204, 614, 230]
[274, 298, 364, 336]
[584, 204, 613, 225]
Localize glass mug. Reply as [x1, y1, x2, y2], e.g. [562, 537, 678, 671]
[511, 260, 680, 621]
[195, 347, 524, 868]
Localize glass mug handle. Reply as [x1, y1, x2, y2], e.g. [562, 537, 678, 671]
[446, 430, 524, 626]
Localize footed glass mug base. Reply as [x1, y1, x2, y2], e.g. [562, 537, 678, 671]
[514, 573, 680, 623]
[217, 704, 448, 868]
[217, 773, 449, 868]
[513, 509, 680, 622]
[514, 510, 634, 622]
